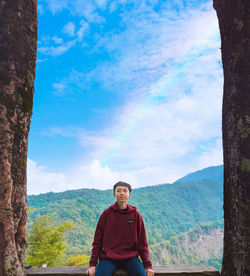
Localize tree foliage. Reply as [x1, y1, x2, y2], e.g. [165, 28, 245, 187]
[63, 254, 90, 266]
[26, 216, 73, 267]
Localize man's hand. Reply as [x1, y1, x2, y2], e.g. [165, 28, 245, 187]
[145, 268, 154, 276]
[86, 266, 96, 276]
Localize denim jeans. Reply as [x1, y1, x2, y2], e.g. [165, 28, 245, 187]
[95, 257, 146, 276]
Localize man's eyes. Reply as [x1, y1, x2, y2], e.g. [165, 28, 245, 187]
[117, 190, 129, 193]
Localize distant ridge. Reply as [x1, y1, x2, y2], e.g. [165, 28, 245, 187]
[174, 165, 223, 184]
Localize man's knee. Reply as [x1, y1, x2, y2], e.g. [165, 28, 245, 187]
[122, 257, 146, 276]
[96, 267, 114, 276]
[96, 259, 117, 276]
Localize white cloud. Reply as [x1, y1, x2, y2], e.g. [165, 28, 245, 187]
[52, 25, 223, 173]
[66, 159, 177, 191]
[196, 139, 223, 169]
[28, 152, 223, 194]
[63, 22, 75, 36]
[94, 0, 109, 9]
[52, 36, 63, 44]
[38, 19, 89, 57]
[44, 0, 68, 14]
[89, 4, 220, 95]
[39, 40, 76, 56]
[67, 0, 105, 23]
[36, 58, 48, 63]
[77, 20, 89, 40]
[35, 1, 223, 192]
[27, 158, 174, 194]
[27, 159, 68, 195]
[38, 5, 44, 15]
[52, 83, 67, 95]
[52, 69, 86, 95]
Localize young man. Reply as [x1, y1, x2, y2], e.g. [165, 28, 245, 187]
[87, 181, 154, 276]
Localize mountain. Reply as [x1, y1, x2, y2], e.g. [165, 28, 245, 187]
[149, 219, 223, 270]
[27, 165, 224, 260]
[174, 165, 223, 184]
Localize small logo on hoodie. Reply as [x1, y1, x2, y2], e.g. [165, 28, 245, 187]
[128, 220, 133, 224]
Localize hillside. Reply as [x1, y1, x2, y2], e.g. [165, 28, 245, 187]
[149, 219, 223, 270]
[27, 166, 223, 257]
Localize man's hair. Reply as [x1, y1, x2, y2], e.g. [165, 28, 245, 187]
[113, 181, 132, 193]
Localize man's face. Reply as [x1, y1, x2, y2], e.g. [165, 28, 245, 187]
[113, 185, 131, 204]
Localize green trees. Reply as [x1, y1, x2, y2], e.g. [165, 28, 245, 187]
[26, 214, 91, 267]
[63, 255, 90, 266]
[26, 216, 73, 267]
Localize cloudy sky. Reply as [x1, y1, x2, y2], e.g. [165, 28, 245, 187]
[28, 0, 223, 195]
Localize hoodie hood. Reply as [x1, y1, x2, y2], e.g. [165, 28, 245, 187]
[109, 202, 137, 214]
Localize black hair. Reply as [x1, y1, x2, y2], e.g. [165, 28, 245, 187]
[113, 181, 132, 193]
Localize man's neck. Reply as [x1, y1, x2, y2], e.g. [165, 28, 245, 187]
[117, 202, 127, 210]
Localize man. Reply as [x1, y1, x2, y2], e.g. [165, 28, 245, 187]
[87, 181, 154, 276]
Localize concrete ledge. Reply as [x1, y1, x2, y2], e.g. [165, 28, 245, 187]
[26, 265, 220, 276]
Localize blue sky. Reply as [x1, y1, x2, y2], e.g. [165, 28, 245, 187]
[27, 0, 223, 195]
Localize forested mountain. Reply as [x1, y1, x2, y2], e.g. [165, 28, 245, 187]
[150, 219, 223, 270]
[174, 165, 223, 184]
[27, 165, 224, 265]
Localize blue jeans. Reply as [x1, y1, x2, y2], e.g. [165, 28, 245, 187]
[96, 257, 146, 276]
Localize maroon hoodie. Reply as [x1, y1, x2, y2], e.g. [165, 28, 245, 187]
[89, 202, 152, 269]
